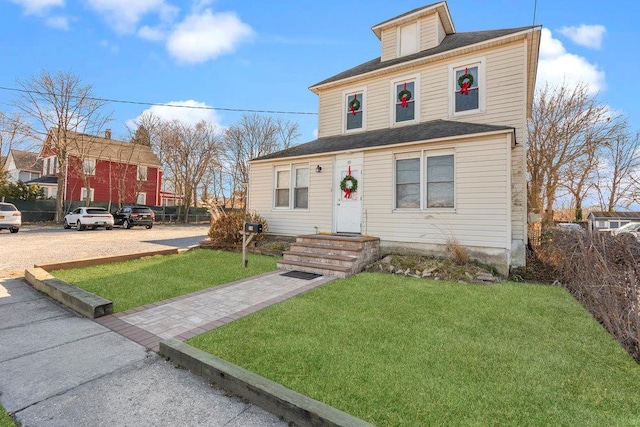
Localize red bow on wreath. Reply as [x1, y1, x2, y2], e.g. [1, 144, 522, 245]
[400, 82, 409, 107]
[350, 94, 357, 116]
[344, 166, 352, 199]
[460, 68, 471, 95]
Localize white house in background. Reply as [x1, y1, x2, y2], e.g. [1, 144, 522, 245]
[247, 1, 541, 275]
[3, 149, 42, 183]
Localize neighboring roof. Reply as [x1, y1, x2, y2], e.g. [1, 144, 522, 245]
[26, 175, 57, 185]
[45, 129, 162, 168]
[371, 2, 454, 38]
[311, 26, 537, 90]
[253, 120, 514, 161]
[9, 149, 42, 172]
[588, 212, 640, 219]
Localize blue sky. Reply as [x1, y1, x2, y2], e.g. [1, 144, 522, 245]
[1, 0, 638, 146]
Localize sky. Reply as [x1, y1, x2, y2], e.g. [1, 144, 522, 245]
[0, 0, 638, 148]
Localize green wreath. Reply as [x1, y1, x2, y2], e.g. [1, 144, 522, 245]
[348, 97, 361, 111]
[340, 175, 358, 193]
[457, 72, 474, 89]
[397, 89, 412, 102]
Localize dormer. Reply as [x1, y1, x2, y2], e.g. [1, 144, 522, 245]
[372, 2, 455, 62]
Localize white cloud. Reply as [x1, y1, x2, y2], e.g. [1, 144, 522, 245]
[9, 0, 63, 15]
[537, 28, 605, 95]
[138, 25, 166, 41]
[45, 15, 69, 30]
[131, 100, 223, 128]
[559, 25, 606, 49]
[166, 9, 253, 64]
[85, 0, 178, 34]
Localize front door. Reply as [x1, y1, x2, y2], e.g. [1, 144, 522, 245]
[335, 157, 362, 233]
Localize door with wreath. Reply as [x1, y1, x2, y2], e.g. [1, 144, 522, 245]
[334, 157, 362, 233]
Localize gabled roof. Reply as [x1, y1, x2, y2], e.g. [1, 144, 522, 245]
[44, 129, 161, 168]
[311, 26, 537, 91]
[253, 120, 514, 162]
[9, 149, 42, 172]
[371, 2, 454, 38]
[588, 211, 640, 220]
[26, 175, 57, 185]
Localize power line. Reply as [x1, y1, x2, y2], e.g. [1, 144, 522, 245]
[0, 85, 318, 116]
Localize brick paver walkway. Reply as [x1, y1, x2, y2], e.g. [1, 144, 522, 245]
[95, 270, 335, 351]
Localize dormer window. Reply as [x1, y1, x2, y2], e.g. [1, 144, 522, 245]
[344, 89, 366, 132]
[398, 22, 419, 57]
[392, 76, 419, 125]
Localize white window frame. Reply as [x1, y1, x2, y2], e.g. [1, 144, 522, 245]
[393, 149, 456, 212]
[390, 74, 420, 127]
[138, 165, 148, 181]
[137, 192, 147, 205]
[397, 21, 420, 57]
[274, 167, 291, 209]
[273, 164, 310, 210]
[83, 158, 96, 176]
[81, 187, 95, 202]
[342, 86, 367, 133]
[449, 58, 486, 117]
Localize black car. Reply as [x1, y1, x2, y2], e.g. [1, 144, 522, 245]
[113, 206, 155, 229]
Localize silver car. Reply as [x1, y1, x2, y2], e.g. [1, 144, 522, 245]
[63, 207, 114, 231]
[0, 202, 21, 233]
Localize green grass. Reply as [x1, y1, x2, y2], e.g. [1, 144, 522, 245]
[188, 272, 640, 427]
[52, 249, 279, 312]
[0, 406, 15, 427]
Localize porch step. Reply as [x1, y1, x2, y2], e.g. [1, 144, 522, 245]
[277, 260, 352, 279]
[278, 234, 380, 278]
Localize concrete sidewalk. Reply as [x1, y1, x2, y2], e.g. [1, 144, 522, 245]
[0, 272, 330, 426]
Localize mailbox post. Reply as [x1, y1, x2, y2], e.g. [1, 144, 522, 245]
[241, 221, 263, 267]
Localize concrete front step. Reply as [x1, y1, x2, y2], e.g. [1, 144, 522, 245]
[289, 242, 362, 257]
[277, 260, 352, 278]
[296, 234, 378, 249]
[283, 251, 357, 268]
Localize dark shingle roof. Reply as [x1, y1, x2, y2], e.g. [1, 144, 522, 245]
[253, 120, 514, 161]
[311, 27, 535, 89]
[26, 175, 57, 185]
[11, 149, 42, 172]
[372, 2, 443, 29]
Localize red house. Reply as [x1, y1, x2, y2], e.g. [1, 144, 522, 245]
[36, 128, 163, 206]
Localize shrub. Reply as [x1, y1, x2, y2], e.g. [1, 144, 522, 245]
[533, 228, 640, 361]
[446, 238, 469, 266]
[207, 210, 269, 250]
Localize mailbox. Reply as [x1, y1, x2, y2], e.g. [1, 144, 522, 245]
[244, 222, 263, 233]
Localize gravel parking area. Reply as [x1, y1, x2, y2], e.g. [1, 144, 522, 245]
[0, 224, 210, 277]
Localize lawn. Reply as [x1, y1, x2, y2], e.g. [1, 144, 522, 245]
[188, 272, 640, 427]
[0, 406, 14, 427]
[52, 249, 279, 312]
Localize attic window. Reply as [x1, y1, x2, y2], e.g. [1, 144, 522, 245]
[399, 23, 418, 57]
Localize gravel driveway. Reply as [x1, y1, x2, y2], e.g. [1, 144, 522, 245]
[0, 224, 210, 277]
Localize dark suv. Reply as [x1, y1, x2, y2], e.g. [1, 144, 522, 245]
[113, 206, 155, 229]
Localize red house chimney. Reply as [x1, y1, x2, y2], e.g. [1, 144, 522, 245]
[105, 129, 112, 139]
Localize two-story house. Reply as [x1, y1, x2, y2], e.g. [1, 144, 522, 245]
[34, 128, 163, 205]
[247, 2, 541, 275]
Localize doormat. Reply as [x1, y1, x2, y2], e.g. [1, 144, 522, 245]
[281, 271, 322, 280]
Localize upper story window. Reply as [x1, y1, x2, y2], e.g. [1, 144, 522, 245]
[452, 59, 484, 115]
[83, 159, 96, 176]
[138, 165, 148, 181]
[345, 91, 364, 132]
[392, 77, 418, 125]
[398, 22, 419, 57]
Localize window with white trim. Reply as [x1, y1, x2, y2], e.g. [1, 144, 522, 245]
[394, 152, 455, 210]
[275, 169, 290, 208]
[453, 62, 482, 113]
[83, 159, 96, 175]
[345, 91, 364, 131]
[81, 187, 95, 202]
[294, 167, 309, 209]
[138, 165, 148, 181]
[392, 77, 418, 124]
[137, 192, 147, 205]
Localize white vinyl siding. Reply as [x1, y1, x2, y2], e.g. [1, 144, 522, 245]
[381, 28, 397, 62]
[420, 13, 438, 51]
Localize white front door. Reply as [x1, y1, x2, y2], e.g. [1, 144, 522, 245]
[335, 157, 362, 233]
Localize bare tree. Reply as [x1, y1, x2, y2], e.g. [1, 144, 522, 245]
[559, 142, 598, 221]
[0, 112, 30, 184]
[13, 70, 111, 221]
[527, 82, 622, 224]
[595, 125, 640, 211]
[160, 120, 222, 221]
[223, 114, 300, 208]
